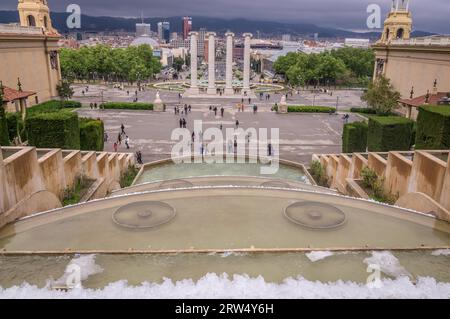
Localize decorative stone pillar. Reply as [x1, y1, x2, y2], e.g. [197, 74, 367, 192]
[224, 32, 235, 96]
[188, 31, 199, 95]
[207, 32, 217, 95]
[243, 33, 252, 93]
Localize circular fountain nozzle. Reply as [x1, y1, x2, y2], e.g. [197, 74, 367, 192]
[112, 201, 176, 229]
[158, 179, 193, 189]
[284, 201, 346, 229]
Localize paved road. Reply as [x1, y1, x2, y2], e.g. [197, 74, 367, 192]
[76, 98, 361, 164]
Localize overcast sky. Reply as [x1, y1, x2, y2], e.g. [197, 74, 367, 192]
[1, 0, 449, 33]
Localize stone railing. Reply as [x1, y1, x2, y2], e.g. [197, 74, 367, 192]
[0, 146, 135, 228]
[0, 24, 43, 35]
[390, 37, 450, 47]
[312, 150, 450, 221]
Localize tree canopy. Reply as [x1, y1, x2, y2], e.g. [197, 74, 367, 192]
[273, 47, 375, 87]
[361, 75, 401, 115]
[60, 44, 162, 84]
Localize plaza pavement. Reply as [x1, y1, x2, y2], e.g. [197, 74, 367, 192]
[74, 84, 363, 164]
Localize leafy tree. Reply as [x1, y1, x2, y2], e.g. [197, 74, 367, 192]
[361, 76, 401, 115]
[0, 83, 10, 146]
[60, 44, 162, 84]
[57, 80, 75, 101]
[173, 57, 185, 72]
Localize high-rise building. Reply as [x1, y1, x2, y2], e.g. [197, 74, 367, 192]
[282, 34, 291, 42]
[157, 21, 170, 43]
[182, 17, 192, 40]
[136, 23, 151, 37]
[198, 28, 207, 58]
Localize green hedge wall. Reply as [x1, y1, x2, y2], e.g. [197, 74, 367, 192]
[0, 106, 9, 146]
[415, 105, 450, 150]
[6, 112, 26, 141]
[27, 100, 81, 116]
[27, 110, 80, 149]
[79, 118, 104, 151]
[101, 102, 153, 110]
[342, 121, 368, 153]
[350, 107, 377, 114]
[287, 106, 336, 113]
[367, 116, 414, 152]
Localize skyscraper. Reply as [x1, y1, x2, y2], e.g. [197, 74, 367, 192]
[182, 17, 192, 40]
[136, 23, 151, 37]
[198, 28, 207, 58]
[157, 22, 170, 43]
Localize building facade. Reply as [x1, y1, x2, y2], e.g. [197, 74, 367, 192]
[372, 0, 450, 100]
[0, 0, 61, 109]
[182, 17, 192, 40]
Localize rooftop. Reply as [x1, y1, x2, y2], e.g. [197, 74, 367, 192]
[1, 86, 36, 103]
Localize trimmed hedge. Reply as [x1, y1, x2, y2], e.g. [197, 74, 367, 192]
[415, 105, 450, 150]
[27, 110, 80, 149]
[27, 100, 81, 115]
[342, 121, 368, 153]
[367, 116, 414, 152]
[350, 107, 377, 115]
[6, 112, 26, 141]
[79, 118, 104, 151]
[101, 102, 153, 110]
[0, 106, 9, 146]
[287, 106, 336, 113]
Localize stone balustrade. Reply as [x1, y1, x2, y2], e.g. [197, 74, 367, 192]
[312, 150, 450, 221]
[0, 146, 135, 228]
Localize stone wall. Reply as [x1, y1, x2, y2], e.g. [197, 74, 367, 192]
[0, 146, 135, 228]
[313, 150, 450, 221]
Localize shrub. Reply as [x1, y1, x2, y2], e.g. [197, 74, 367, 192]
[27, 100, 81, 115]
[361, 166, 378, 189]
[288, 106, 336, 113]
[367, 116, 414, 152]
[79, 118, 104, 151]
[27, 110, 80, 149]
[342, 121, 368, 153]
[310, 160, 328, 187]
[120, 165, 139, 188]
[101, 102, 153, 110]
[0, 106, 9, 146]
[5, 112, 26, 142]
[415, 105, 450, 150]
[350, 107, 377, 115]
[360, 166, 397, 204]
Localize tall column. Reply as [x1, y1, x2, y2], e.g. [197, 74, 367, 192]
[188, 31, 199, 94]
[207, 32, 217, 95]
[224, 32, 235, 96]
[243, 33, 252, 93]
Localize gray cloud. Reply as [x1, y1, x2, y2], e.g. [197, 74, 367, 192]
[0, 0, 449, 33]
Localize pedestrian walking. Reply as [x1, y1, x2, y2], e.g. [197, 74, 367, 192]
[104, 132, 108, 142]
[121, 123, 126, 135]
[179, 118, 183, 128]
[117, 133, 122, 145]
[235, 119, 239, 128]
[125, 136, 130, 149]
[113, 142, 118, 152]
[221, 107, 224, 117]
[268, 143, 273, 156]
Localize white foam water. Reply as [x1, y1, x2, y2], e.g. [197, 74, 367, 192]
[1, 274, 449, 299]
[53, 254, 104, 287]
[306, 251, 334, 262]
[363, 251, 412, 279]
[432, 249, 450, 256]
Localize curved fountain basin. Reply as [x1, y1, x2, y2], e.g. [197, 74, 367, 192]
[113, 176, 336, 196]
[0, 187, 449, 252]
[133, 158, 312, 185]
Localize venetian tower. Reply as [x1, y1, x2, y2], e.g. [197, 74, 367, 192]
[379, 0, 412, 44]
[17, 0, 58, 35]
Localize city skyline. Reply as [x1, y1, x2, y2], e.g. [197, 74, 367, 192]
[0, 0, 449, 34]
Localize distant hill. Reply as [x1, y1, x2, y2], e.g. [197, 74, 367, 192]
[0, 10, 435, 39]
